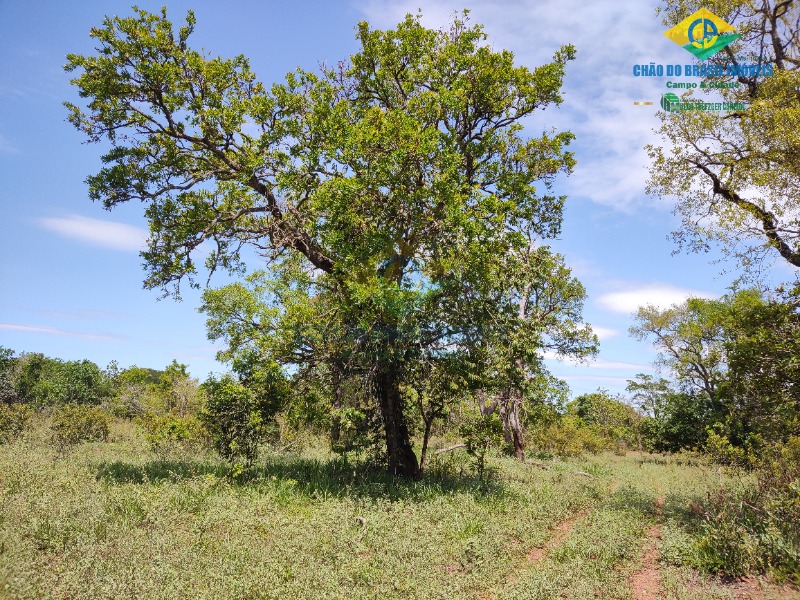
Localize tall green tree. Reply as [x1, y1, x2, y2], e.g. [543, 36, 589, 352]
[627, 373, 713, 451]
[66, 8, 582, 476]
[648, 0, 800, 274]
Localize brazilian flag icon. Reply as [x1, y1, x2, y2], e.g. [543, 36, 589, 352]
[664, 8, 741, 60]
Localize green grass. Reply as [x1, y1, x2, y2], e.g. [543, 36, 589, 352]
[0, 419, 797, 599]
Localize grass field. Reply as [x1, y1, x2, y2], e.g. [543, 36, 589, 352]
[1, 419, 798, 599]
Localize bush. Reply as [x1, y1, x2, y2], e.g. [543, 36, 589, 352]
[138, 413, 208, 459]
[459, 410, 503, 481]
[50, 405, 110, 453]
[703, 429, 753, 468]
[0, 403, 31, 443]
[529, 416, 605, 457]
[201, 375, 267, 467]
[690, 437, 800, 583]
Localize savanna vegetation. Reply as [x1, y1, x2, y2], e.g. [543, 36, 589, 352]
[3, 0, 799, 597]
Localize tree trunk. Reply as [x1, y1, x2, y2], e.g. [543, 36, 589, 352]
[330, 367, 342, 444]
[419, 417, 433, 474]
[497, 393, 513, 446]
[375, 368, 420, 477]
[500, 388, 525, 461]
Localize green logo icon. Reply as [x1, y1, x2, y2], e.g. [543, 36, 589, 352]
[661, 93, 680, 112]
[664, 8, 741, 60]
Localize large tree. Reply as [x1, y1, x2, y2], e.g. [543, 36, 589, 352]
[648, 0, 800, 275]
[66, 8, 586, 476]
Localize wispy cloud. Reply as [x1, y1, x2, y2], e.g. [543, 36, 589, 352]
[542, 350, 652, 371]
[0, 133, 19, 154]
[38, 215, 148, 251]
[0, 322, 126, 342]
[38, 309, 128, 321]
[596, 283, 717, 314]
[557, 374, 633, 387]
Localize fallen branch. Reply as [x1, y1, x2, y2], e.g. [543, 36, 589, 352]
[433, 443, 466, 456]
[526, 459, 550, 470]
[355, 516, 367, 542]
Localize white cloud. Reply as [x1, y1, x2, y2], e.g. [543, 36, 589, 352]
[590, 325, 618, 340]
[0, 322, 125, 342]
[38, 309, 127, 320]
[38, 215, 148, 251]
[557, 374, 632, 386]
[596, 283, 717, 314]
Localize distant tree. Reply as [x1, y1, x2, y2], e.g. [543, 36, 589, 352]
[630, 298, 728, 410]
[568, 390, 639, 449]
[66, 7, 586, 476]
[15, 354, 107, 407]
[630, 289, 800, 451]
[0, 347, 18, 404]
[627, 374, 712, 452]
[158, 360, 203, 416]
[626, 373, 671, 421]
[107, 365, 165, 418]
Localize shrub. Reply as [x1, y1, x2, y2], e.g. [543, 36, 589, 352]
[0, 403, 31, 443]
[50, 405, 110, 453]
[690, 436, 800, 583]
[704, 428, 754, 468]
[201, 358, 290, 467]
[138, 413, 208, 459]
[459, 410, 503, 481]
[529, 416, 605, 457]
[201, 375, 266, 467]
[106, 383, 149, 419]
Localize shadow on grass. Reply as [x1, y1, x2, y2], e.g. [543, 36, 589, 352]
[96, 459, 229, 484]
[661, 491, 707, 532]
[604, 485, 661, 517]
[95, 454, 508, 502]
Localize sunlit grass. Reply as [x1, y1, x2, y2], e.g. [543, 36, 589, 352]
[0, 419, 794, 599]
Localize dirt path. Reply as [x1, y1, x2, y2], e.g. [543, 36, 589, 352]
[629, 496, 664, 600]
[526, 508, 590, 563]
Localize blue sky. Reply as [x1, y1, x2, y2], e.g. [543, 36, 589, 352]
[0, 0, 775, 396]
